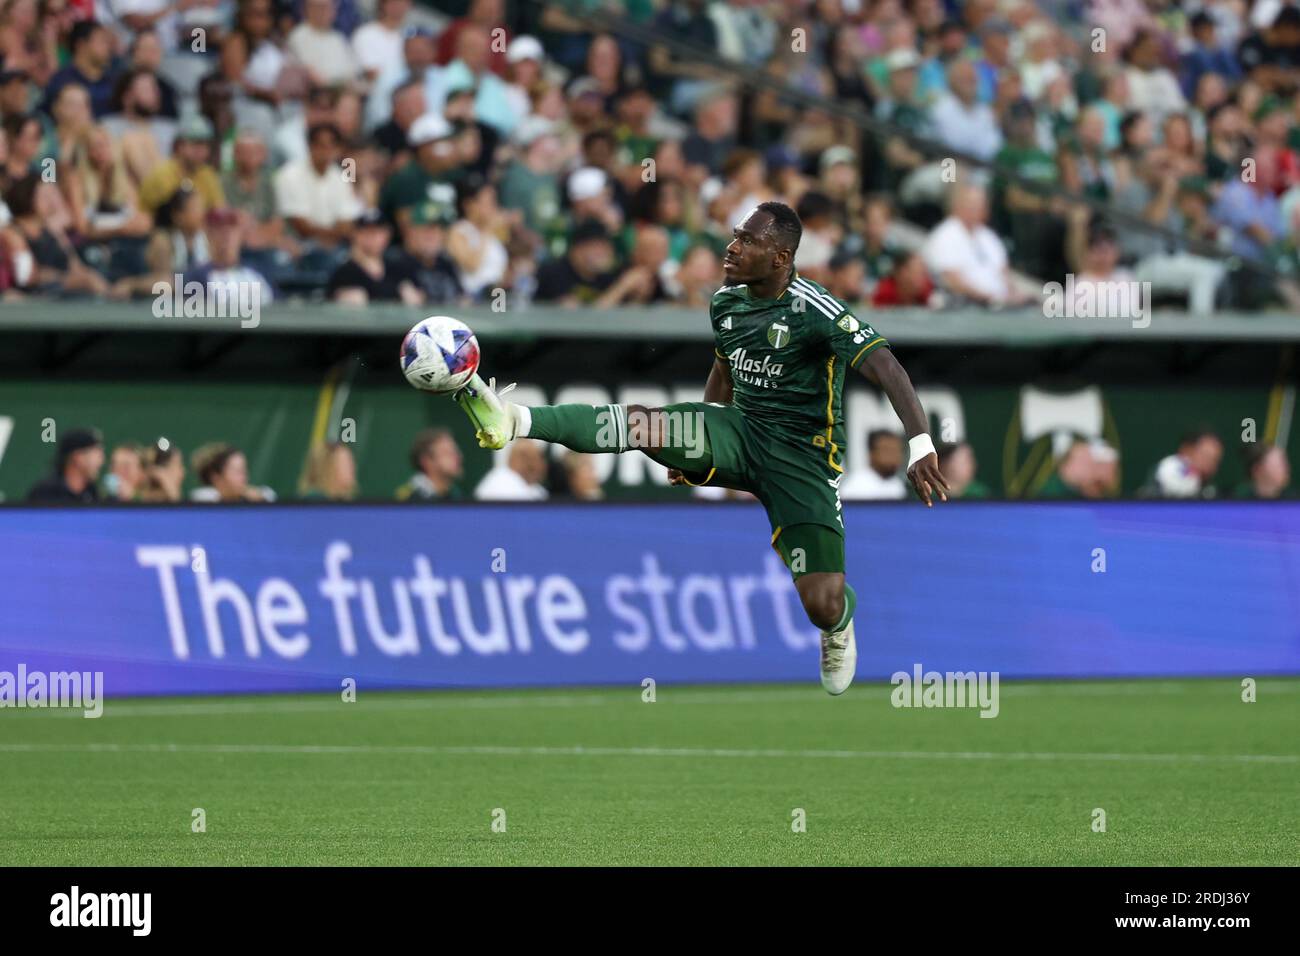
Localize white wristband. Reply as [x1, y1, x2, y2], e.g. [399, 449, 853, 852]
[907, 433, 936, 469]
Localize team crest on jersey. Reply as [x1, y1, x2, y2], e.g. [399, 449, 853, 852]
[837, 315, 860, 333]
[767, 321, 790, 349]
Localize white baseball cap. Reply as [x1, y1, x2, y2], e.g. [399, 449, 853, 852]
[408, 112, 453, 147]
[507, 35, 544, 64]
[567, 166, 607, 202]
[513, 115, 557, 147]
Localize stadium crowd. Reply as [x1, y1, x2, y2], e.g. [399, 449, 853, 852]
[0, 0, 1298, 310]
[24, 421, 1293, 501]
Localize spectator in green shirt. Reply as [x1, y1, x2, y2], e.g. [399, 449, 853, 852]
[378, 112, 464, 233]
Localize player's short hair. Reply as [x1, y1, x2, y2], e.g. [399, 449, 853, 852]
[755, 200, 801, 255]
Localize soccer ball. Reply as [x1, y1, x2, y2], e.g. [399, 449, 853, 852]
[400, 316, 480, 393]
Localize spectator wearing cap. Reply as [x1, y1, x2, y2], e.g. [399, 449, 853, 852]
[503, 35, 545, 122]
[874, 49, 928, 188]
[435, 0, 511, 75]
[378, 111, 462, 231]
[139, 113, 225, 215]
[352, 0, 411, 84]
[103, 68, 177, 187]
[1234, 443, 1291, 499]
[499, 116, 564, 245]
[534, 217, 619, 305]
[288, 0, 361, 88]
[42, 20, 114, 118]
[274, 122, 363, 247]
[446, 174, 509, 300]
[26, 427, 104, 503]
[389, 199, 462, 304]
[188, 206, 276, 306]
[327, 207, 421, 304]
[923, 183, 1025, 307]
[566, 164, 622, 238]
[929, 59, 1003, 163]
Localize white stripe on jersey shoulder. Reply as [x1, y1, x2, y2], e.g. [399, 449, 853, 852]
[788, 280, 841, 320]
[791, 277, 847, 319]
[715, 284, 745, 295]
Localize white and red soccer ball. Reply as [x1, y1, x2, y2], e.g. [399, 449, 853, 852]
[400, 316, 480, 393]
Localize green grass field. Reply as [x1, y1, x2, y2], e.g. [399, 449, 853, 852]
[1, 679, 1296, 866]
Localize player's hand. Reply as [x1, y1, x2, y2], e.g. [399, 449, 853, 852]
[667, 468, 687, 486]
[907, 452, 949, 507]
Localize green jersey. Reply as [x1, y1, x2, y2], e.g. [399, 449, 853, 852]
[710, 272, 889, 470]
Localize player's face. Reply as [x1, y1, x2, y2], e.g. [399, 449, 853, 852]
[723, 210, 779, 284]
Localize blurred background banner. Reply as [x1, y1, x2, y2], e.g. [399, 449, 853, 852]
[2, 502, 1297, 696]
[0, 329, 1289, 500]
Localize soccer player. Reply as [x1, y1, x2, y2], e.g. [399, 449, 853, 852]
[452, 202, 948, 694]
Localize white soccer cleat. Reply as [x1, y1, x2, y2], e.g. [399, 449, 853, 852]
[820, 619, 857, 696]
[453, 373, 519, 449]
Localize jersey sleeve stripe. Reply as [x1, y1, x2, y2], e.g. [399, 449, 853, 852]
[791, 278, 847, 318]
[790, 287, 840, 321]
[850, 336, 888, 367]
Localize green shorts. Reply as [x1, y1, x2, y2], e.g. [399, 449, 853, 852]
[653, 402, 845, 576]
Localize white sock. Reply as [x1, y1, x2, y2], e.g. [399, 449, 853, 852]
[513, 404, 531, 438]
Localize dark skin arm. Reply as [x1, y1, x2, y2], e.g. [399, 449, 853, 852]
[859, 347, 949, 507]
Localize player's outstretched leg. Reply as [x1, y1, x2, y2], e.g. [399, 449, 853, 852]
[797, 574, 858, 695]
[453, 377, 709, 471]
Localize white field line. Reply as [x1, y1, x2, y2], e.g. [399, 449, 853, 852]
[0, 742, 1296, 765]
[16, 680, 1298, 720]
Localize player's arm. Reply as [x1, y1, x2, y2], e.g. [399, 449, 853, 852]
[703, 354, 733, 404]
[859, 347, 949, 507]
